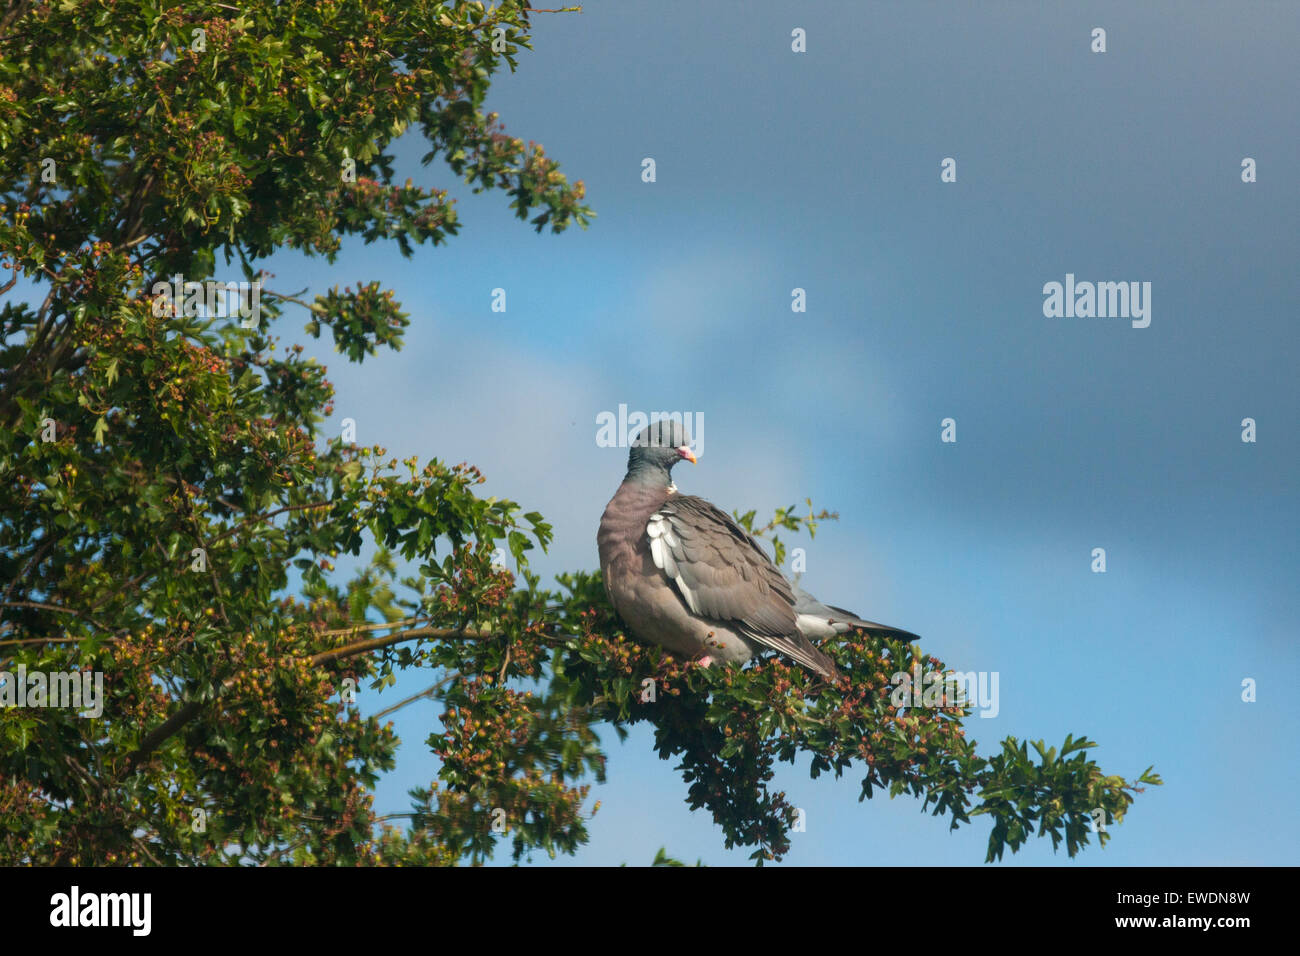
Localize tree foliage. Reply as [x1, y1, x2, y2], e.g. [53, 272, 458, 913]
[0, 0, 1157, 865]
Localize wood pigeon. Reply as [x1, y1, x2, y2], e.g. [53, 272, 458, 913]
[597, 419, 919, 680]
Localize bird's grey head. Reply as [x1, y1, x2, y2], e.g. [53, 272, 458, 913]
[626, 419, 696, 485]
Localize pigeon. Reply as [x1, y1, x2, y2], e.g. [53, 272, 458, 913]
[597, 419, 919, 680]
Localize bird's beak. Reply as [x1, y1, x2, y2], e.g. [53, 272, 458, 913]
[677, 446, 697, 464]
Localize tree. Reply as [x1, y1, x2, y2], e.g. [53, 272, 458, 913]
[0, 0, 1158, 866]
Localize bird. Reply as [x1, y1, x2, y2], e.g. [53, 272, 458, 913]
[597, 418, 919, 681]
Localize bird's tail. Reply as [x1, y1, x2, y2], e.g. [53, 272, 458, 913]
[823, 604, 922, 644]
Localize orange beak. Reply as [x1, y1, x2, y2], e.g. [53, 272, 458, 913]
[677, 446, 697, 464]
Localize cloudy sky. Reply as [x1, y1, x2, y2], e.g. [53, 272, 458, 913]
[261, 1, 1299, 865]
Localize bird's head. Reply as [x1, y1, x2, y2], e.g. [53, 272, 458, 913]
[626, 419, 696, 484]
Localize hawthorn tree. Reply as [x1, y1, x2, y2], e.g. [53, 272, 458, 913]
[0, 0, 1158, 866]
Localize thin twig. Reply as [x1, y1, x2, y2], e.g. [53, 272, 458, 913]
[372, 672, 460, 720]
[318, 614, 429, 637]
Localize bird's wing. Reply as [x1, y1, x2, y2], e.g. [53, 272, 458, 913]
[647, 494, 838, 677]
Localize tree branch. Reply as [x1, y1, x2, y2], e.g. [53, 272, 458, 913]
[208, 500, 331, 546]
[124, 625, 506, 771]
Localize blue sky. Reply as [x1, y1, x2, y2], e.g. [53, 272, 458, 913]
[231, 2, 1297, 864]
